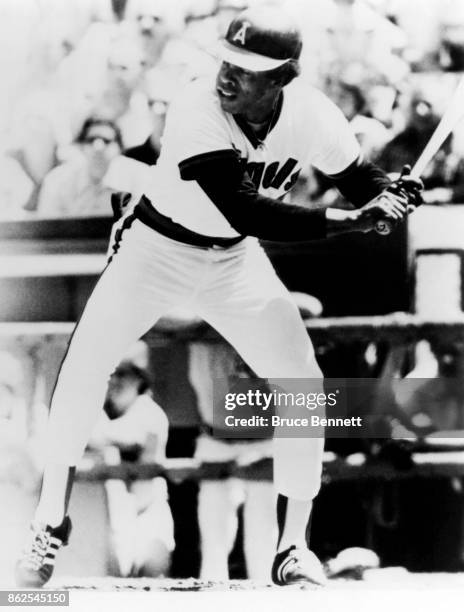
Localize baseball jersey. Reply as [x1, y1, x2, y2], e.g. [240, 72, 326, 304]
[144, 75, 361, 238]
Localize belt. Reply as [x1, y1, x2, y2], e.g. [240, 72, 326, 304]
[134, 195, 245, 249]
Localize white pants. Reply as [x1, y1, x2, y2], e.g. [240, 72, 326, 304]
[105, 477, 174, 577]
[45, 218, 324, 500]
[195, 435, 276, 580]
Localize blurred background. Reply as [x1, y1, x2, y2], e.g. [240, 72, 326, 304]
[1, 0, 464, 587]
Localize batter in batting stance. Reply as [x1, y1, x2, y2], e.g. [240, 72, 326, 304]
[16, 7, 422, 587]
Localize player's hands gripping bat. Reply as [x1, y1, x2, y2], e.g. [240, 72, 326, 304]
[374, 165, 424, 236]
[355, 183, 410, 234]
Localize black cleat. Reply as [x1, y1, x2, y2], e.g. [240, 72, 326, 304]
[272, 545, 327, 586]
[15, 516, 72, 588]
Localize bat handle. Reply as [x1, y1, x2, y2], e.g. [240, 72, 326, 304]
[375, 219, 393, 235]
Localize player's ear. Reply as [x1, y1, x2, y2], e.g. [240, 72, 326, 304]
[270, 60, 300, 87]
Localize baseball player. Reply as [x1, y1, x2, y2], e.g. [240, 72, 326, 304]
[16, 6, 422, 587]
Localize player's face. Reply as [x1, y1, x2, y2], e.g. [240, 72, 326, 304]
[216, 61, 281, 121]
[105, 375, 139, 418]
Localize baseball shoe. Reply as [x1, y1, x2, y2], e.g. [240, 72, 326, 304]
[271, 545, 327, 586]
[15, 516, 72, 588]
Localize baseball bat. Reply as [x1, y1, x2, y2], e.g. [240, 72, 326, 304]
[375, 75, 464, 235]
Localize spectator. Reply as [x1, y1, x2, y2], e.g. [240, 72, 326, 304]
[7, 90, 67, 212]
[57, 0, 174, 96]
[156, 1, 219, 86]
[88, 350, 175, 578]
[329, 80, 391, 158]
[286, 0, 409, 88]
[0, 352, 28, 446]
[124, 67, 180, 165]
[400, 342, 464, 433]
[123, 0, 179, 68]
[0, 352, 40, 584]
[55, 33, 149, 149]
[377, 85, 464, 204]
[37, 118, 123, 218]
[0, 154, 35, 219]
[96, 37, 147, 121]
[189, 341, 277, 581]
[438, 0, 464, 71]
[377, 341, 464, 440]
[384, 0, 443, 71]
[3, 2, 121, 206]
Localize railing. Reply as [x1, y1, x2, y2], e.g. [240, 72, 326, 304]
[1, 313, 464, 486]
[75, 451, 464, 484]
[2, 312, 463, 345]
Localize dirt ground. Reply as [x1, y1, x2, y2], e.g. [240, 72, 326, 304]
[51, 568, 464, 591]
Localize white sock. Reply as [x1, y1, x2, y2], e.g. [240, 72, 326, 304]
[276, 495, 313, 552]
[34, 464, 75, 527]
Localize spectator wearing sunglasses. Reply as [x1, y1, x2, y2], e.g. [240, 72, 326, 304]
[37, 118, 123, 218]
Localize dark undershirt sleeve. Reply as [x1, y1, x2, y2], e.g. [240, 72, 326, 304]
[326, 157, 392, 208]
[180, 154, 328, 242]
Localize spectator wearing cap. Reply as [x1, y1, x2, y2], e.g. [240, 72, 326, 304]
[37, 118, 123, 218]
[88, 350, 174, 578]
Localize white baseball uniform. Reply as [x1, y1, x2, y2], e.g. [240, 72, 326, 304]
[44, 75, 361, 501]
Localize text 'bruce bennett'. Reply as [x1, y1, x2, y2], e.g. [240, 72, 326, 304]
[224, 416, 363, 427]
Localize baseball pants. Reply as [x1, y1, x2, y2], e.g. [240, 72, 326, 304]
[44, 216, 324, 501]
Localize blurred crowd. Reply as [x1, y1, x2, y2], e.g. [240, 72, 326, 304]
[2, 0, 464, 219]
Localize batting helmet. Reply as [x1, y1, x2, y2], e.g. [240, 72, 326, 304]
[217, 6, 302, 72]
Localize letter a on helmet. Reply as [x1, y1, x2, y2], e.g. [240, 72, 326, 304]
[232, 21, 250, 45]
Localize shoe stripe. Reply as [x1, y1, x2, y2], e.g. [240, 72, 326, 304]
[16, 519, 71, 588]
[39, 567, 52, 579]
[43, 557, 56, 566]
[276, 556, 286, 583]
[278, 556, 295, 584]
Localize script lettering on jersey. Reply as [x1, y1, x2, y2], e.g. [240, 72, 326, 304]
[243, 158, 301, 192]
